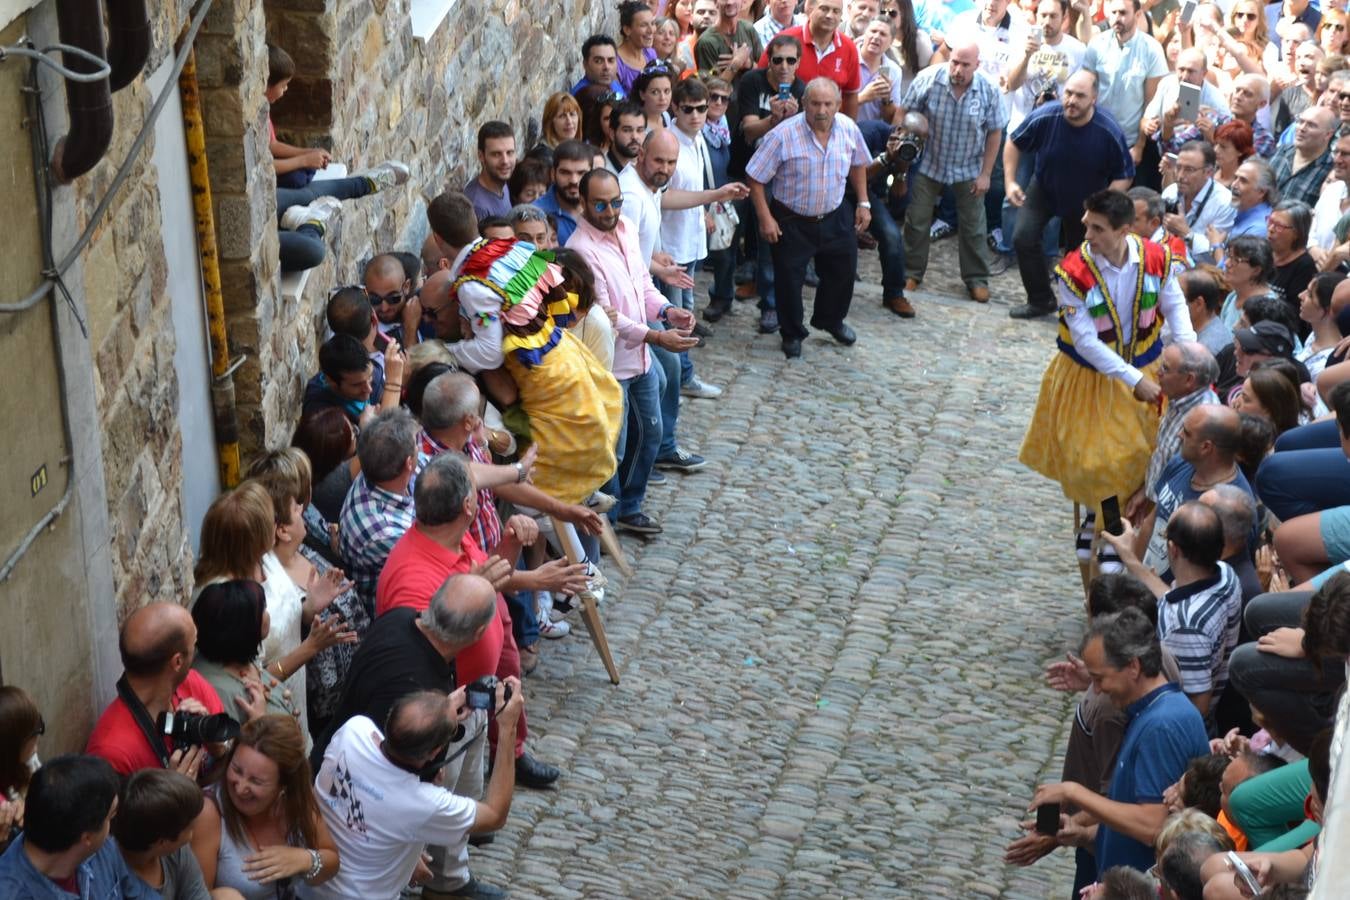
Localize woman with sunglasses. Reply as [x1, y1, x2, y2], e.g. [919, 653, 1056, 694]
[879, 0, 931, 85]
[192, 715, 340, 899]
[1320, 9, 1350, 56]
[616, 0, 660, 92]
[0, 686, 42, 850]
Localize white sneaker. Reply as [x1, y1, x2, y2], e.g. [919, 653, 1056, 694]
[539, 618, 571, 639]
[680, 376, 723, 399]
[361, 160, 410, 191]
[279, 196, 341, 233]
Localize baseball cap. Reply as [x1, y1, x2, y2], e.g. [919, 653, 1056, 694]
[1234, 320, 1294, 358]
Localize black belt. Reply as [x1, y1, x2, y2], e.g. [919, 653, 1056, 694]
[770, 198, 832, 223]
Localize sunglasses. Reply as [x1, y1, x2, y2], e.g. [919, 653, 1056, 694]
[421, 303, 449, 321]
[593, 198, 625, 211]
[679, 103, 708, 114]
[883, 8, 899, 16]
[1233, 11, 1257, 19]
[367, 290, 405, 307]
[709, 93, 730, 103]
[595, 90, 619, 104]
[770, 55, 799, 65]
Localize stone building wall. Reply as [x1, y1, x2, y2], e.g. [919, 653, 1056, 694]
[206, 0, 616, 460]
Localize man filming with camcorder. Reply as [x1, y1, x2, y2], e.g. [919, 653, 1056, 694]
[312, 682, 523, 900]
[86, 602, 265, 781]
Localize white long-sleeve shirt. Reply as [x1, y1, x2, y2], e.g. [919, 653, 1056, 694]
[1056, 237, 1194, 387]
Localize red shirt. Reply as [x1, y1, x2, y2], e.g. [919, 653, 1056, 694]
[757, 26, 861, 94]
[85, 670, 225, 775]
[375, 525, 508, 684]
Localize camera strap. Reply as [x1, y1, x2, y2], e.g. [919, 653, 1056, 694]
[1186, 180, 1214, 228]
[116, 675, 172, 769]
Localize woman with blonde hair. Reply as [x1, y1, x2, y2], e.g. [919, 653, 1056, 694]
[539, 92, 582, 148]
[191, 715, 340, 897]
[194, 480, 349, 742]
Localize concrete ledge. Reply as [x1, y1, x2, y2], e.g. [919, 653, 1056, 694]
[280, 269, 310, 304]
[410, 0, 457, 42]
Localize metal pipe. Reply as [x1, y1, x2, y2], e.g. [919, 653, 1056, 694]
[104, 0, 151, 92]
[179, 47, 241, 488]
[50, 0, 113, 182]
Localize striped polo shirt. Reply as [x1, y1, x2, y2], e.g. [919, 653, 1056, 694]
[1157, 562, 1242, 700]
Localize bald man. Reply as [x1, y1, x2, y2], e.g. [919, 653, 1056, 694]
[1269, 106, 1337, 207]
[363, 253, 417, 344]
[1142, 47, 1231, 156]
[86, 603, 252, 778]
[898, 38, 1008, 305]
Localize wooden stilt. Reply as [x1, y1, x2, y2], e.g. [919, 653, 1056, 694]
[550, 517, 620, 685]
[597, 518, 635, 579]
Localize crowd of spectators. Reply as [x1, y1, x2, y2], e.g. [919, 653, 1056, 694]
[6, 0, 1350, 896]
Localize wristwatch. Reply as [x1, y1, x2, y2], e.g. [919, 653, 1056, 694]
[514, 462, 527, 483]
[858, 201, 872, 209]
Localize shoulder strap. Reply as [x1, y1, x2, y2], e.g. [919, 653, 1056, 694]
[116, 675, 172, 768]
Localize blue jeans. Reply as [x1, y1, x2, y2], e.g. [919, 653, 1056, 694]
[752, 187, 776, 311]
[505, 591, 540, 648]
[869, 184, 906, 299]
[613, 365, 662, 518]
[1256, 420, 1350, 520]
[650, 343, 681, 458]
[659, 260, 700, 386]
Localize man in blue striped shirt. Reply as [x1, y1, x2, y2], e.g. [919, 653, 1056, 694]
[898, 39, 1008, 306]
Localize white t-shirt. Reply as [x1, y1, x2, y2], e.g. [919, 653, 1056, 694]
[945, 11, 1025, 115]
[617, 164, 663, 268]
[660, 126, 709, 265]
[259, 551, 307, 741]
[311, 716, 478, 900]
[1007, 33, 1086, 131]
[1313, 180, 1348, 251]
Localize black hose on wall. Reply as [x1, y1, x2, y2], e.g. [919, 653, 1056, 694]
[105, 0, 151, 93]
[51, 0, 114, 182]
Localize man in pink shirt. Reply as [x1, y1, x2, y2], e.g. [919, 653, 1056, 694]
[565, 169, 700, 536]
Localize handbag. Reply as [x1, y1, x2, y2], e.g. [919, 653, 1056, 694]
[702, 138, 738, 252]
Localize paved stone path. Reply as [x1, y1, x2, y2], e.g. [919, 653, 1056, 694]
[476, 240, 1091, 898]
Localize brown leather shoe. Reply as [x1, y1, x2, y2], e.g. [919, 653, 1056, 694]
[905, 277, 921, 293]
[735, 282, 757, 299]
[519, 643, 539, 676]
[884, 295, 916, 318]
[968, 285, 990, 303]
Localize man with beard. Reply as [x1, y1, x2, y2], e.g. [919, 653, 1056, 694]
[1006, 70, 1135, 319]
[464, 121, 516, 222]
[604, 100, 647, 175]
[532, 140, 593, 246]
[1082, 0, 1168, 167]
[567, 169, 701, 534]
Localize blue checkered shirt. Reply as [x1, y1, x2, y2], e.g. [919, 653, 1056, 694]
[901, 65, 1008, 184]
[339, 473, 416, 610]
[745, 112, 872, 216]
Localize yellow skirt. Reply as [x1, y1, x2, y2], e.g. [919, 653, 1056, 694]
[505, 330, 623, 505]
[1019, 353, 1162, 516]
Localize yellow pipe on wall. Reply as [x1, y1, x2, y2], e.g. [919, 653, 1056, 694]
[178, 46, 241, 489]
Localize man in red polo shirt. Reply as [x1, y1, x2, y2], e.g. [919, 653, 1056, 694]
[377, 451, 562, 790]
[758, 0, 862, 118]
[87, 603, 259, 778]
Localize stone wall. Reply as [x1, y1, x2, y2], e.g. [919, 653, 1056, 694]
[77, 0, 202, 618]
[201, 0, 617, 459]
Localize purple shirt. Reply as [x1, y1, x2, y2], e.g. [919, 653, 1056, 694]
[463, 176, 512, 221]
[745, 112, 871, 216]
[566, 215, 669, 380]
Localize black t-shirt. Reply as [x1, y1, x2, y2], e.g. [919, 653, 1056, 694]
[1270, 252, 1318, 340]
[729, 69, 806, 176]
[310, 607, 453, 767]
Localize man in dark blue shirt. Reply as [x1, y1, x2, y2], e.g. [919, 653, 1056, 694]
[1030, 607, 1209, 878]
[570, 34, 626, 99]
[1006, 69, 1136, 319]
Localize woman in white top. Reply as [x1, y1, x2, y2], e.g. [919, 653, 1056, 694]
[555, 247, 618, 371]
[193, 481, 350, 743]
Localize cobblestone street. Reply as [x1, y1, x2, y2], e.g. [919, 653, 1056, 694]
[477, 239, 1090, 898]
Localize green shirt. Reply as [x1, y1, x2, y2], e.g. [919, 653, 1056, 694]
[695, 21, 762, 80]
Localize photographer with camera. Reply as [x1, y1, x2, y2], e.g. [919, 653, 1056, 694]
[1159, 141, 1237, 264]
[315, 572, 505, 899]
[863, 111, 927, 319]
[312, 684, 522, 900]
[87, 602, 254, 781]
[1005, 70, 1136, 319]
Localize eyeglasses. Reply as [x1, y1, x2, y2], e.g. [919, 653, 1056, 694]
[643, 61, 672, 73]
[679, 103, 708, 114]
[709, 93, 730, 103]
[1265, 216, 1292, 230]
[592, 198, 624, 211]
[1337, 91, 1350, 101]
[770, 55, 799, 65]
[421, 303, 448, 321]
[367, 290, 405, 307]
[1330, 23, 1348, 31]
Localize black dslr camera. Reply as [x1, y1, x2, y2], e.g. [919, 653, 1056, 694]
[465, 675, 512, 717]
[1163, 197, 1180, 215]
[158, 710, 240, 749]
[892, 131, 922, 164]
